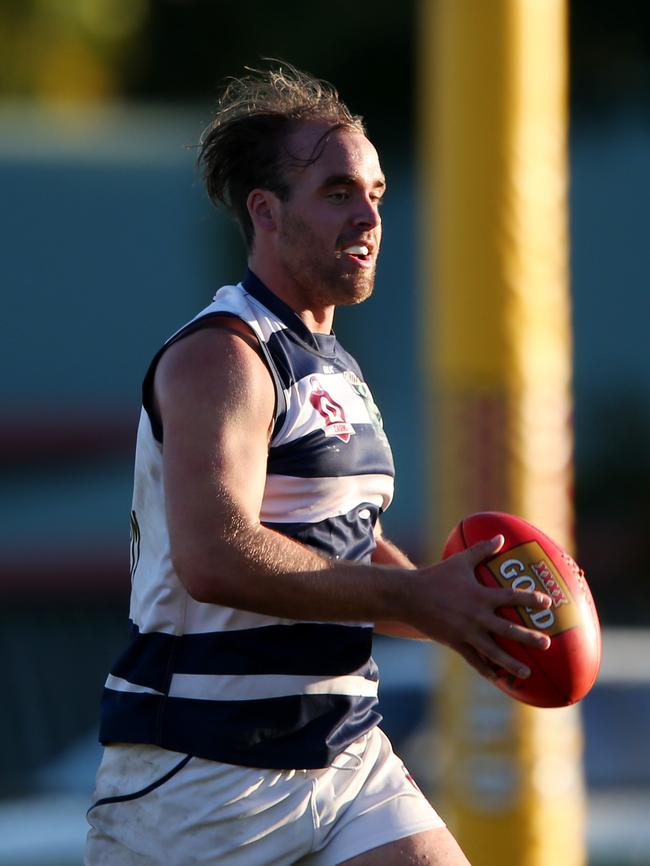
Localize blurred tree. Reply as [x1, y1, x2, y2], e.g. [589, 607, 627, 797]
[0, 0, 148, 102]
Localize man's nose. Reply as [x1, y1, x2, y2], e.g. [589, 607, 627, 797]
[353, 195, 381, 229]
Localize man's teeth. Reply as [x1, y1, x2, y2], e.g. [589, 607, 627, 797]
[343, 245, 369, 256]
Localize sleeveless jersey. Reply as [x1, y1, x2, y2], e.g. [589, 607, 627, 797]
[99, 271, 396, 769]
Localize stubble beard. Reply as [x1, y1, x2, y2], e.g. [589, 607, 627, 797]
[278, 212, 377, 308]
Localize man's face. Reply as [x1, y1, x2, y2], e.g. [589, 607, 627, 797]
[274, 123, 385, 308]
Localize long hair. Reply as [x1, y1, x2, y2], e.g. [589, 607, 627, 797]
[197, 62, 365, 248]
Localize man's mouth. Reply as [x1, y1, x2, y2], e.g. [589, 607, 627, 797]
[342, 244, 369, 257]
[339, 243, 373, 266]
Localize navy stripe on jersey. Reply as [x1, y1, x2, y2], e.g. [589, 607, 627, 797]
[269, 425, 394, 478]
[100, 690, 381, 770]
[100, 622, 380, 768]
[110, 622, 375, 690]
[263, 504, 381, 562]
[254, 325, 365, 396]
[263, 329, 339, 391]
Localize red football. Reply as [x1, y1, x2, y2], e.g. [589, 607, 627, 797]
[442, 511, 602, 708]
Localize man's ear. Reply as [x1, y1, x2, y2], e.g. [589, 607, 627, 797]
[247, 189, 279, 235]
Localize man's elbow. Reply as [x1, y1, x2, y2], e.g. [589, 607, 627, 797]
[170, 548, 238, 606]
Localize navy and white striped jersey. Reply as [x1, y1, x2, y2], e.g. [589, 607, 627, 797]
[99, 271, 396, 769]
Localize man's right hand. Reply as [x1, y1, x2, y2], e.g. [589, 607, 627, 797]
[403, 536, 552, 680]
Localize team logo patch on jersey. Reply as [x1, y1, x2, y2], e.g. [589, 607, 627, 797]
[342, 370, 388, 442]
[309, 376, 355, 443]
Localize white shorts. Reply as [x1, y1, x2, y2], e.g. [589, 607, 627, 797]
[85, 727, 444, 866]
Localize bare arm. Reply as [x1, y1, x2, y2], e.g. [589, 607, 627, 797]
[155, 323, 551, 680]
[372, 523, 429, 640]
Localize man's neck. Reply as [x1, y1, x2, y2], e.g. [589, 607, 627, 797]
[247, 258, 335, 335]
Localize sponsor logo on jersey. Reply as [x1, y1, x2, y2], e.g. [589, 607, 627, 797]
[486, 541, 580, 637]
[309, 376, 355, 443]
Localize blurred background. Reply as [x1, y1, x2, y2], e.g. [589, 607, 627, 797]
[1, 1, 649, 864]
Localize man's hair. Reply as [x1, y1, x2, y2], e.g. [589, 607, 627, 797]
[197, 61, 366, 248]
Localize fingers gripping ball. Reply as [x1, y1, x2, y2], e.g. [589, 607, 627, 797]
[442, 511, 602, 708]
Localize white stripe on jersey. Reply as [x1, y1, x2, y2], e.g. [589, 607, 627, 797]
[165, 284, 289, 348]
[105, 674, 165, 697]
[260, 473, 392, 523]
[272, 372, 373, 446]
[167, 672, 379, 702]
[215, 284, 289, 344]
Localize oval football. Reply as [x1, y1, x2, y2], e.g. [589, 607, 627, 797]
[441, 511, 602, 708]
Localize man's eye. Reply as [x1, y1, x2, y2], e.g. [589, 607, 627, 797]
[328, 191, 349, 202]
